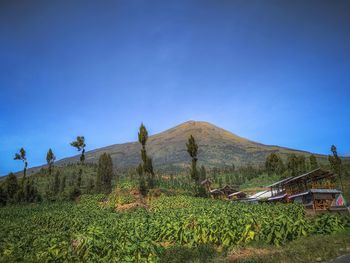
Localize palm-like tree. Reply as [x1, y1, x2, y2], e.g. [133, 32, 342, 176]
[14, 148, 28, 180]
[46, 148, 56, 176]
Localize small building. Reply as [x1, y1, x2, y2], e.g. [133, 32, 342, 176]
[220, 185, 237, 196]
[209, 185, 238, 199]
[268, 168, 347, 212]
[228, 191, 247, 200]
[200, 178, 213, 192]
[209, 188, 224, 199]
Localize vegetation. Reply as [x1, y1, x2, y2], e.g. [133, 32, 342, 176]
[0, 195, 349, 262]
[14, 147, 28, 180]
[1, 122, 349, 262]
[46, 148, 55, 177]
[96, 153, 113, 194]
[138, 123, 155, 194]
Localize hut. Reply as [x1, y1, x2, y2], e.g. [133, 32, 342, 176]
[200, 178, 213, 192]
[228, 191, 247, 200]
[209, 185, 238, 199]
[220, 185, 236, 196]
[268, 168, 347, 212]
[209, 188, 224, 199]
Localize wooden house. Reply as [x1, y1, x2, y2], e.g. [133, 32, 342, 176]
[228, 191, 247, 200]
[200, 178, 213, 192]
[268, 168, 347, 212]
[209, 185, 238, 199]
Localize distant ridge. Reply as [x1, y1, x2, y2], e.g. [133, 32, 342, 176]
[54, 121, 330, 170]
[10, 120, 347, 176]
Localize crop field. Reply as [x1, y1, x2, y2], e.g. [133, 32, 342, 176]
[0, 195, 349, 263]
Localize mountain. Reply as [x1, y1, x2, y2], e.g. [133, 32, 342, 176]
[50, 121, 331, 172]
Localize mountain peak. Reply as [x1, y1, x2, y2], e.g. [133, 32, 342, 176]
[39, 121, 331, 174]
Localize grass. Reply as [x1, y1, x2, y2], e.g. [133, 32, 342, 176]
[158, 228, 350, 263]
[240, 173, 281, 189]
[224, 228, 350, 263]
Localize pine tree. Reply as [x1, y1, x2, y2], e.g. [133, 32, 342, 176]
[87, 178, 95, 193]
[96, 153, 113, 194]
[265, 153, 281, 175]
[287, 154, 298, 177]
[186, 135, 199, 183]
[186, 135, 206, 196]
[296, 155, 306, 173]
[46, 148, 55, 176]
[70, 136, 86, 165]
[24, 179, 40, 203]
[14, 148, 28, 183]
[5, 173, 19, 202]
[309, 154, 318, 170]
[137, 164, 147, 196]
[328, 145, 343, 191]
[60, 175, 66, 193]
[70, 136, 86, 194]
[53, 170, 60, 195]
[138, 123, 155, 190]
[0, 183, 7, 206]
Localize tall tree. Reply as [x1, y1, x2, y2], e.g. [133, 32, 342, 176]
[24, 178, 40, 203]
[0, 184, 6, 206]
[186, 135, 199, 183]
[52, 171, 60, 195]
[328, 145, 343, 191]
[287, 154, 298, 177]
[309, 154, 318, 170]
[5, 173, 19, 202]
[60, 175, 66, 193]
[70, 136, 86, 191]
[296, 155, 306, 173]
[137, 163, 147, 196]
[70, 136, 86, 165]
[138, 123, 155, 190]
[14, 148, 28, 182]
[265, 153, 282, 175]
[46, 148, 56, 176]
[96, 153, 113, 194]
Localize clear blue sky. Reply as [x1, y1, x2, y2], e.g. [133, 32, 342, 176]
[1, 0, 349, 175]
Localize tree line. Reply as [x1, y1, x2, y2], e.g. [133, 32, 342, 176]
[0, 136, 114, 206]
[0, 122, 345, 206]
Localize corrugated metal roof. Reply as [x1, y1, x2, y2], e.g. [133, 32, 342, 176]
[267, 177, 293, 187]
[250, 190, 272, 199]
[228, 191, 246, 197]
[310, 189, 341, 194]
[288, 191, 310, 199]
[285, 168, 324, 183]
[268, 194, 287, 201]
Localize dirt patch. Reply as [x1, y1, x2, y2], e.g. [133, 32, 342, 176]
[227, 247, 276, 262]
[116, 201, 148, 211]
[159, 241, 173, 248]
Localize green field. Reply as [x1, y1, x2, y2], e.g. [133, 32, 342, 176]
[0, 195, 349, 263]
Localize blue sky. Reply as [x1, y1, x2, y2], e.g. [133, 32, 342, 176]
[1, 0, 350, 175]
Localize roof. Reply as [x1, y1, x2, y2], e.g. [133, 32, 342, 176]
[288, 191, 310, 199]
[228, 191, 247, 198]
[200, 178, 212, 185]
[267, 177, 293, 187]
[268, 194, 287, 201]
[267, 168, 336, 188]
[209, 189, 223, 194]
[310, 189, 341, 194]
[286, 168, 334, 185]
[250, 190, 272, 199]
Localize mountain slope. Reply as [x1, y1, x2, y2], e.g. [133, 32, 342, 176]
[54, 121, 329, 171]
